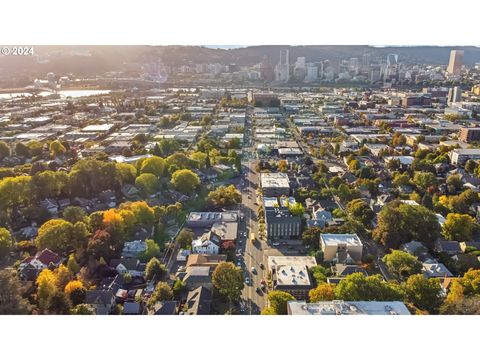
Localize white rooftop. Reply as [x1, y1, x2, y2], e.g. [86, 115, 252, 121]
[320, 233, 362, 247]
[287, 301, 411, 315]
[267, 256, 317, 269]
[260, 172, 290, 188]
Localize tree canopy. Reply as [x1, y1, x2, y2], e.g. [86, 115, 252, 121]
[334, 273, 405, 301]
[382, 250, 422, 281]
[372, 201, 440, 249]
[170, 169, 200, 194]
[212, 262, 244, 306]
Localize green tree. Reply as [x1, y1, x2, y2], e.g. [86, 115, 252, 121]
[405, 274, 442, 314]
[67, 254, 80, 274]
[309, 283, 335, 302]
[142, 239, 161, 260]
[140, 156, 166, 177]
[267, 290, 296, 315]
[172, 279, 186, 298]
[49, 140, 66, 158]
[176, 228, 194, 249]
[446, 174, 463, 191]
[70, 304, 95, 315]
[166, 153, 191, 172]
[442, 213, 477, 242]
[148, 282, 173, 306]
[62, 206, 88, 224]
[413, 171, 437, 192]
[45, 291, 71, 315]
[145, 257, 167, 281]
[334, 273, 405, 301]
[392, 173, 411, 188]
[135, 173, 160, 196]
[35, 219, 86, 253]
[207, 185, 241, 207]
[0, 227, 13, 260]
[465, 159, 477, 174]
[190, 151, 208, 168]
[170, 169, 200, 194]
[15, 142, 30, 158]
[309, 265, 329, 284]
[372, 201, 440, 249]
[212, 262, 244, 308]
[382, 250, 422, 281]
[31, 170, 69, 199]
[346, 199, 375, 227]
[0, 141, 11, 159]
[288, 202, 305, 216]
[301, 226, 322, 249]
[0, 270, 31, 314]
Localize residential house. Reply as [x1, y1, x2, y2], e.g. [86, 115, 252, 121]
[178, 266, 212, 290]
[192, 231, 221, 255]
[85, 289, 116, 315]
[307, 206, 332, 229]
[185, 286, 212, 315]
[18, 248, 63, 280]
[146, 301, 178, 315]
[422, 259, 454, 278]
[186, 254, 227, 270]
[110, 258, 146, 277]
[121, 240, 147, 258]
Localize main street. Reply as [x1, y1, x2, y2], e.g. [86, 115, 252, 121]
[237, 107, 268, 314]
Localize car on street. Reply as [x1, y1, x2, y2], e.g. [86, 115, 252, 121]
[251, 266, 257, 274]
[245, 277, 251, 286]
[255, 287, 262, 293]
[259, 263, 264, 270]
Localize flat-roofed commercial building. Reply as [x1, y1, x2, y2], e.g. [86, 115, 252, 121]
[186, 212, 238, 228]
[459, 128, 480, 143]
[260, 173, 290, 197]
[267, 256, 317, 300]
[264, 197, 301, 241]
[450, 148, 480, 165]
[287, 300, 411, 315]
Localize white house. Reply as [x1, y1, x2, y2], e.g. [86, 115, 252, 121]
[192, 231, 220, 255]
[121, 240, 147, 258]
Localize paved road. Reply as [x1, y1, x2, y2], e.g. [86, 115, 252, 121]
[239, 159, 268, 314]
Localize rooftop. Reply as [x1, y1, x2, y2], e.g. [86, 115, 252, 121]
[320, 233, 362, 247]
[260, 172, 290, 188]
[267, 256, 317, 269]
[287, 301, 411, 315]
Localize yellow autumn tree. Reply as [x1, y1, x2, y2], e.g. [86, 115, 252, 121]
[36, 269, 56, 310]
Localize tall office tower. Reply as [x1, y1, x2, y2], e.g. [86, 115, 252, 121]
[305, 63, 318, 82]
[362, 52, 371, 72]
[448, 86, 462, 104]
[275, 49, 290, 82]
[294, 57, 307, 79]
[349, 58, 359, 74]
[447, 50, 464, 75]
[386, 54, 399, 67]
[260, 56, 275, 81]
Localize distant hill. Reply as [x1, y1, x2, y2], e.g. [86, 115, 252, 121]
[1, 45, 479, 79]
